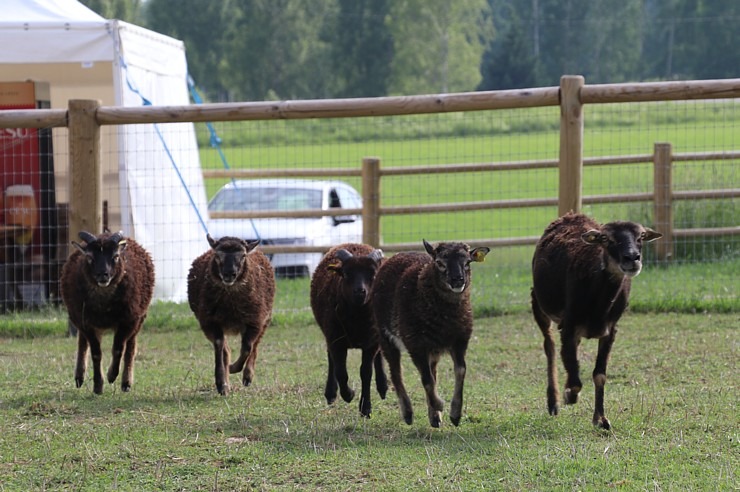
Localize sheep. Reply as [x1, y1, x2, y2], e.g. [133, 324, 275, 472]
[371, 240, 490, 427]
[310, 243, 387, 417]
[60, 230, 155, 394]
[187, 234, 275, 395]
[531, 212, 662, 429]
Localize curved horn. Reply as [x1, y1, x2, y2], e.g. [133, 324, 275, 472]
[109, 231, 125, 244]
[368, 249, 384, 263]
[78, 231, 97, 244]
[335, 249, 353, 262]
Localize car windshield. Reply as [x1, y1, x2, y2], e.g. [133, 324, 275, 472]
[208, 187, 323, 212]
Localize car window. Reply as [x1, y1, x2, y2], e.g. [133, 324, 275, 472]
[209, 187, 322, 212]
[335, 186, 361, 210]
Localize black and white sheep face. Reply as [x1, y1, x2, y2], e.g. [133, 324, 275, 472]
[423, 240, 490, 294]
[73, 231, 127, 287]
[582, 222, 662, 278]
[330, 248, 384, 306]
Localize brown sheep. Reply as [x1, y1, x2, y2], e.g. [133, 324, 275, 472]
[187, 235, 275, 395]
[310, 243, 386, 417]
[371, 240, 490, 427]
[531, 212, 661, 429]
[61, 231, 155, 394]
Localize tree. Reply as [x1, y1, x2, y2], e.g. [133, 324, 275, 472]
[327, 0, 394, 97]
[145, 0, 229, 101]
[389, 0, 493, 95]
[478, 9, 540, 89]
[80, 0, 143, 23]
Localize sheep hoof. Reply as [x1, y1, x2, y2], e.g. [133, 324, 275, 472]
[594, 416, 611, 430]
[75, 378, 84, 388]
[564, 386, 580, 405]
[359, 397, 371, 418]
[450, 413, 461, 427]
[548, 404, 559, 416]
[377, 381, 388, 400]
[93, 385, 103, 395]
[429, 411, 442, 428]
[325, 395, 337, 405]
[121, 383, 131, 392]
[217, 384, 229, 396]
[242, 375, 252, 387]
[402, 411, 413, 425]
[340, 387, 355, 403]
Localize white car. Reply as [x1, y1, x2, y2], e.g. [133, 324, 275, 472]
[207, 179, 363, 277]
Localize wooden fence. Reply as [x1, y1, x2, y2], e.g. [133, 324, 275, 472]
[2, 76, 740, 263]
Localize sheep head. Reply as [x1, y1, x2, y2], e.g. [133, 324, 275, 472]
[423, 240, 490, 294]
[328, 248, 384, 306]
[581, 222, 662, 278]
[207, 234, 260, 286]
[72, 230, 128, 287]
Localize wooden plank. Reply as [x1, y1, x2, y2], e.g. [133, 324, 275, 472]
[558, 75, 585, 215]
[94, 87, 561, 125]
[67, 100, 102, 242]
[362, 157, 381, 248]
[653, 143, 673, 261]
[581, 78, 740, 103]
[0, 109, 67, 128]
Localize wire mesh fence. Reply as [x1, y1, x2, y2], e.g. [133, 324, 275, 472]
[0, 83, 738, 317]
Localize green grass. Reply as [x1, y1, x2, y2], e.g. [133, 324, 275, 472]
[0, 311, 736, 490]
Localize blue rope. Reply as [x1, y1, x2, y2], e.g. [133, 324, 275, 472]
[120, 56, 209, 235]
[187, 75, 262, 242]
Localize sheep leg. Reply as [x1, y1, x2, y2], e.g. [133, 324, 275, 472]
[107, 329, 128, 385]
[328, 344, 354, 403]
[373, 351, 388, 400]
[88, 333, 105, 395]
[560, 327, 582, 405]
[229, 332, 253, 375]
[532, 293, 559, 415]
[592, 327, 617, 430]
[383, 342, 413, 425]
[74, 331, 90, 388]
[243, 343, 259, 387]
[410, 351, 444, 428]
[213, 335, 229, 395]
[358, 348, 374, 417]
[324, 351, 338, 404]
[449, 342, 468, 427]
[120, 334, 137, 392]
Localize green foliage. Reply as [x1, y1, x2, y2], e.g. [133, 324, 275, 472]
[0, 312, 736, 489]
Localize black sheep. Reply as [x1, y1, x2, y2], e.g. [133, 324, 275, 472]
[371, 240, 490, 427]
[61, 231, 155, 394]
[531, 212, 661, 429]
[187, 235, 275, 395]
[310, 243, 387, 417]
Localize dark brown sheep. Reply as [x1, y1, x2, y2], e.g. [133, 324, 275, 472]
[187, 235, 275, 395]
[371, 240, 490, 427]
[310, 243, 386, 417]
[531, 212, 661, 429]
[61, 231, 155, 394]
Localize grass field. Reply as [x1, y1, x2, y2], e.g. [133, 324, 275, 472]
[0, 311, 736, 490]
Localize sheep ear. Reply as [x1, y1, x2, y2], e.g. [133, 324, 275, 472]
[423, 239, 435, 256]
[642, 228, 662, 242]
[244, 239, 261, 253]
[207, 234, 218, 249]
[581, 230, 605, 245]
[470, 247, 490, 263]
[327, 262, 343, 274]
[335, 249, 353, 262]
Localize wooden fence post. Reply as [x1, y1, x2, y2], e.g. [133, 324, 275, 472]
[653, 142, 673, 261]
[68, 100, 102, 242]
[362, 157, 381, 248]
[559, 75, 585, 216]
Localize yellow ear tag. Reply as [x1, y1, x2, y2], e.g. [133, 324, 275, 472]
[328, 262, 342, 273]
[472, 247, 490, 263]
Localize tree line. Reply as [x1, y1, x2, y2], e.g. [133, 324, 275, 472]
[81, 0, 739, 102]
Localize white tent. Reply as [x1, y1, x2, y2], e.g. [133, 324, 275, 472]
[0, 0, 210, 302]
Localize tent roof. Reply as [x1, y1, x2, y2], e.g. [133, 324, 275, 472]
[0, 0, 114, 63]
